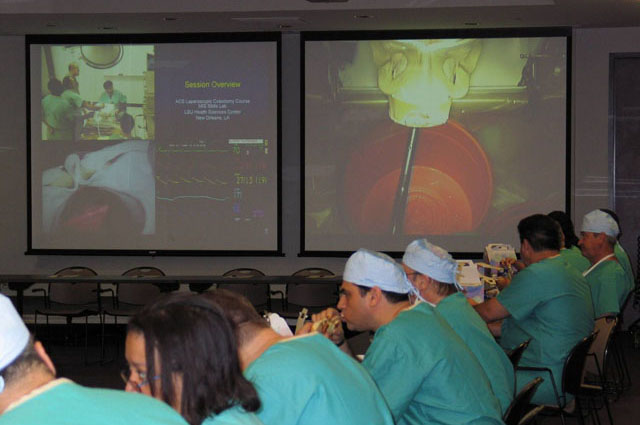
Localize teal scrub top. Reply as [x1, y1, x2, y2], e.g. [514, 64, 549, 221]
[436, 292, 515, 414]
[62, 89, 84, 109]
[0, 379, 188, 425]
[244, 333, 393, 425]
[497, 255, 594, 405]
[41, 94, 75, 140]
[614, 243, 635, 292]
[201, 406, 264, 425]
[363, 302, 503, 425]
[99, 89, 127, 105]
[561, 246, 590, 273]
[584, 259, 632, 317]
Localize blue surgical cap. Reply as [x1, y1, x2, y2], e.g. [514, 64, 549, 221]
[402, 239, 458, 285]
[343, 248, 410, 294]
[581, 210, 619, 238]
[0, 295, 30, 393]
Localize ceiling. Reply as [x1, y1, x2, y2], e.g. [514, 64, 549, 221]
[0, 0, 637, 35]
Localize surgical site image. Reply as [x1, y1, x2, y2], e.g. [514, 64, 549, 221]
[37, 140, 155, 250]
[38, 44, 154, 141]
[304, 36, 567, 253]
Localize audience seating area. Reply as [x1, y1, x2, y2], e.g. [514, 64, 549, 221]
[4, 265, 639, 425]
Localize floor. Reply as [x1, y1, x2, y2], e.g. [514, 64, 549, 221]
[37, 324, 640, 425]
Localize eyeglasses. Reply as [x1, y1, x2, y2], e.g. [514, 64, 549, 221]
[120, 367, 160, 392]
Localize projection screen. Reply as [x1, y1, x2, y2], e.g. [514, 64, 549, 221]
[28, 33, 280, 255]
[302, 29, 570, 256]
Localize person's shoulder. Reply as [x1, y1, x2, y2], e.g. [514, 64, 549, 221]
[253, 334, 327, 368]
[602, 259, 627, 278]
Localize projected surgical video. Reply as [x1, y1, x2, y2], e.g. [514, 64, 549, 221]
[305, 37, 567, 252]
[40, 45, 154, 141]
[31, 40, 279, 252]
[41, 140, 155, 248]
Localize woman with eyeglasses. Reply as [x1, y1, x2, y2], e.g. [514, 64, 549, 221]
[124, 294, 263, 425]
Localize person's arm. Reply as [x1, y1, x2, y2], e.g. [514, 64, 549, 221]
[474, 297, 510, 323]
[487, 320, 503, 337]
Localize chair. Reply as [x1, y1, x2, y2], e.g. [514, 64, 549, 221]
[102, 267, 164, 322]
[279, 268, 338, 318]
[518, 331, 598, 425]
[517, 405, 545, 425]
[507, 339, 532, 368]
[33, 266, 100, 363]
[610, 292, 634, 394]
[503, 376, 544, 425]
[101, 267, 164, 362]
[219, 268, 270, 309]
[506, 339, 532, 398]
[584, 317, 617, 391]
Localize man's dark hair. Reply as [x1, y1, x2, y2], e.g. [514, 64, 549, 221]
[200, 289, 269, 346]
[599, 208, 622, 240]
[119, 113, 135, 135]
[517, 214, 562, 252]
[128, 294, 260, 425]
[356, 284, 409, 304]
[47, 78, 64, 96]
[548, 210, 579, 248]
[61, 76, 74, 91]
[0, 336, 52, 388]
[103, 80, 113, 90]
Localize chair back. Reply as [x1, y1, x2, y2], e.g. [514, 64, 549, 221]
[584, 316, 617, 377]
[506, 338, 531, 368]
[503, 376, 544, 425]
[49, 266, 98, 305]
[288, 268, 338, 308]
[562, 331, 598, 395]
[517, 405, 545, 425]
[220, 268, 269, 306]
[118, 267, 164, 305]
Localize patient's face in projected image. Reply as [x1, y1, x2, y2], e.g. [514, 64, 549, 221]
[53, 187, 145, 242]
[371, 39, 481, 127]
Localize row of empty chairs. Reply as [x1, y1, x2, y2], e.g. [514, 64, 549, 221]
[25, 266, 339, 362]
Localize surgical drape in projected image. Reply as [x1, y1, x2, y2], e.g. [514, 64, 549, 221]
[304, 37, 567, 253]
[30, 40, 278, 252]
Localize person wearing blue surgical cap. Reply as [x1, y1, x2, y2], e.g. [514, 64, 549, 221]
[475, 214, 594, 406]
[579, 209, 633, 318]
[599, 208, 635, 294]
[0, 294, 188, 425]
[403, 239, 514, 415]
[313, 248, 504, 425]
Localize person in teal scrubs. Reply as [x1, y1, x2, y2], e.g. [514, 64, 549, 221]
[475, 214, 594, 405]
[548, 210, 591, 273]
[126, 294, 264, 425]
[312, 249, 503, 425]
[205, 289, 394, 425]
[99, 80, 128, 119]
[0, 294, 188, 425]
[41, 78, 75, 140]
[402, 239, 515, 415]
[579, 209, 634, 317]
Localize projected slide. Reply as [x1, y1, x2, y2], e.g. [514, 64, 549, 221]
[304, 35, 567, 253]
[29, 37, 279, 252]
